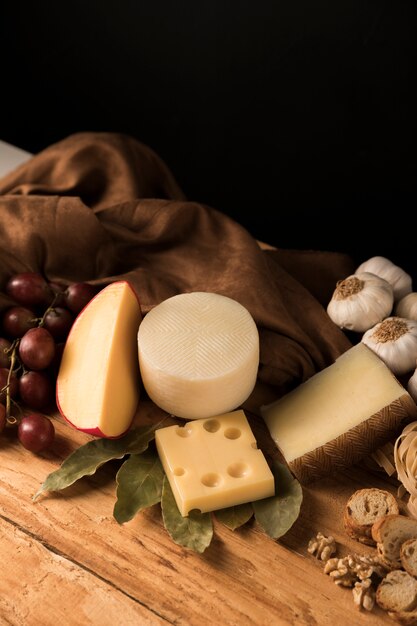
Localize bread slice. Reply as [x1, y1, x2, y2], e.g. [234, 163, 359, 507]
[344, 488, 399, 545]
[376, 570, 417, 613]
[402, 539, 417, 578]
[372, 515, 417, 569]
[387, 609, 417, 625]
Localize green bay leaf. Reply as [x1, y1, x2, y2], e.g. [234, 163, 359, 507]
[161, 476, 213, 553]
[113, 448, 164, 523]
[214, 503, 253, 530]
[252, 461, 303, 539]
[33, 425, 157, 501]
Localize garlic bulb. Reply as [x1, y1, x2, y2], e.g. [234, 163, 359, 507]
[327, 272, 393, 332]
[396, 293, 417, 322]
[408, 368, 417, 404]
[362, 317, 417, 376]
[356, 256, 412, 301]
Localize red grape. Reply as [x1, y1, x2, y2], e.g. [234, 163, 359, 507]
[48, 342, 65, 375]
[18, 413, 55, 452]
[43, 307, 73, 340]
[0, 338, 12, 367]
[19, 327, 55, 370]
[19, 371, 54, 411]
[0, 404, 5, 433]
[0, 368, 19, 404]
[6, 272, 51, 307]
[2, 306, 37, 338]
[64, 282, 96, 313]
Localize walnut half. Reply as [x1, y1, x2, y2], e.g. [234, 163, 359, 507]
[352, 579, 375, 611]
[308, 532, 337, 562]
[324, 557, 357, 587]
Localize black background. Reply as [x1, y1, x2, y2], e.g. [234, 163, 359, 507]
[1, 1, 417, 273]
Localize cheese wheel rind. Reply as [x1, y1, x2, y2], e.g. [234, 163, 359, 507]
[138, 292, 259, 419]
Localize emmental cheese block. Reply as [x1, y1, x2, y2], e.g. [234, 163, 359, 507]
[155, 410, 274, 516]
[261, 343, 417, 484]
[57, 281, 142, 438]
[138, 292, 259, 419]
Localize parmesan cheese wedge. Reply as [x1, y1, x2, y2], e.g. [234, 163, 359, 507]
[138, 292, 259, 419]
[261, 343, 417, 484]
[57, 281, 142, 438]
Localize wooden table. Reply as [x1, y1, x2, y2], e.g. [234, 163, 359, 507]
[0, 395, 399, 626]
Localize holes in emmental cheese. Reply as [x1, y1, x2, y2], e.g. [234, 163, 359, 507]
[203, 419, 221, 433]
[224, 427, 241, 439]
[227, 462, 250, 478]
[201, 473, 222, 488]
[175, 426, 193, 438]
[173, 468, 185, 476]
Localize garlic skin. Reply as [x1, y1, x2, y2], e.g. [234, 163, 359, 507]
[327, 272, 393, 332]
[408, 368, 417, 404]
[395, 293, 417, 322]
[362, 317, 417, 376]
[356, 256, 412, 301]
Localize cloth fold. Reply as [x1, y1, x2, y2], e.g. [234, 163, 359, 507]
[0, 132, 353, 407]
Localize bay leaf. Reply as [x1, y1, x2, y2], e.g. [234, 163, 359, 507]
[113, 448, 164, 523]
[214, 503, 253, 530]
[161, 476, 213, 553]
[33, 425, 157, 501]
[252, 461, 303, 539]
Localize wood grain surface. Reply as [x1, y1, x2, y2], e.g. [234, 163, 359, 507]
[0, 396, 401, 626]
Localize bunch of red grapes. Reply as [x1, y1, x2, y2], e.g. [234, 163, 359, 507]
[0, 273, 96, 453]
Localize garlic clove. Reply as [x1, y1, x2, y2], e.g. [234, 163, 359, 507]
[327, 272, 393, 332]
[396, 293, 417, 322]
[355, 256, 412, 302]
[362, 317, 417, 376]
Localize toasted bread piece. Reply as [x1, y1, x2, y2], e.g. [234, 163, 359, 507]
[372, 515, 417, 569]
[401, 539, 417, 578]
[387, 609, 417, 625]
[377, 571, 417, 613]
[344, 488, 399, 545]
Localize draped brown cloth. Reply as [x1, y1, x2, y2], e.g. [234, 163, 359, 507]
[0, 132, 353, 411]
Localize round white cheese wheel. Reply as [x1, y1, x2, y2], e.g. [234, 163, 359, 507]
[138, 292, 259, 419]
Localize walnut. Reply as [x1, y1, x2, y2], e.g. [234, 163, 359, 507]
[324, 557, 357, 587]
[346, 554, 388, 581]
[308, 532, 337, 561]
[323, 554, 388, 588]
[352, 578, 375, 611]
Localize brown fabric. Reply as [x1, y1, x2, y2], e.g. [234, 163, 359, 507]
[0, 132, 352, 407]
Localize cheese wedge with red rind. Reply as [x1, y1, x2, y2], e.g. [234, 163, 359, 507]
[261, 343, 417, 484]
[57, 281, 142, 438]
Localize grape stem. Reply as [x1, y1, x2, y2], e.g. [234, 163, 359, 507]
[5, 339, 19, 424]
[37, 291, 62, 327]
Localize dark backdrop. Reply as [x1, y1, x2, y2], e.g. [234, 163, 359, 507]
[1, 1, 416, 273]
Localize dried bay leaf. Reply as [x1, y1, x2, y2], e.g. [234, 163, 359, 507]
[33, 425, 157, 501]
[252, 461, 302, 539]
[161, 476, 213, 553]
[214, 503, 253, 530]
[113, 448, 164, 523]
